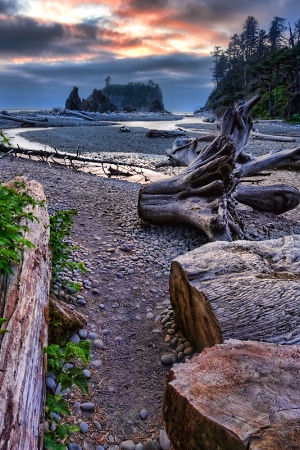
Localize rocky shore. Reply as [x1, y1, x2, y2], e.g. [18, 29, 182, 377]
[1, 117, 300, 450]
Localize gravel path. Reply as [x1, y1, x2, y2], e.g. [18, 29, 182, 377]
[1, 119, 300, 450]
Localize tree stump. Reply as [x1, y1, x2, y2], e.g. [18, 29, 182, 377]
[0, 179, 50, 450]
[169, 235, 300, 352]
[163, 340, 300, 450]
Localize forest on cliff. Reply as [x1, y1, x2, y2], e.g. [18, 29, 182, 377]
[206, 16, 300, 119]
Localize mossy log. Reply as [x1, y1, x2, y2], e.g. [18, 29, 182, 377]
[49, 295, 86, 344]
[164, 340, 300, 450]
[0, 179, 50, 450]
[169, 235, 300, 353]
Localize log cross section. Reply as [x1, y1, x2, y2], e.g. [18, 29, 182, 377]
[0, 179, 50, 450]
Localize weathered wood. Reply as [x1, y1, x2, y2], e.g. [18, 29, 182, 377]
[63, 109, 94, 121]
[146, 129, 186, 138]
[0, 113, 48, 125]
[235, 184, 300, 214]
[0, 179, 50, 450]
[164, 340, 300, 450]
[49, 296, 86, 344]
[169, 235, 300, 352]
[241, 145, 300, 176]
[251, 131, 296, 142]
[139, 97, 262, 240]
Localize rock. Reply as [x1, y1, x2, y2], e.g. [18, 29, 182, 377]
[79, 421, 89, 433]
[83, 369, 91, 378]
[135, 444, 144, 450]
[94, 339, 105, 350]
[78, 329, 88, 339]
[140, 409, 148, 420]
[93, 420, 102, 431]
[144, 440, 159, 450]
[65, 86, 82, 111]
[80, 402, 95, 412]
[82, 89, 117, 113]
[159, 429, 171, 450]
[161, 354, 174, 365]
[69, 333, 80, 344]
[121, 440, 135, 450]
[69, 443, 82, 450]
[46, 377, 56, 391]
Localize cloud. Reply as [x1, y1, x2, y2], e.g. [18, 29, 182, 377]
[0, 53, 212, 110]
[0, 0, 22, 14]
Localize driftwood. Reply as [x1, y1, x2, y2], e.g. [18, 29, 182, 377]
[169, 235, 300, 352]
[49, 296, 86, 344]
[0, 112, 48, 126]
[157, 130, 298, 169]
[138, 96, 300, 240]
[146, 129, 186, 138]
[251, 131, 296, 141]
[63, 109, 94, 121]
[0, 179, 50, 450]
[164, 340, 300, 450]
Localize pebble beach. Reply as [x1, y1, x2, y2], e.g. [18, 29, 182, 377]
[1, 113, 300, 450]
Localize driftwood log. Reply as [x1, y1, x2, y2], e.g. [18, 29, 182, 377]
[169, 234, 300, 353]
[0, 179, 50, 450]
[164, 340, 300, 450]
[138, 96, 300, 240]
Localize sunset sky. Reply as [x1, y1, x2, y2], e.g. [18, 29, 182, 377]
[0, 0, 299, 112]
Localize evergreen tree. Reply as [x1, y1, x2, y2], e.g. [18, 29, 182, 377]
[240, 15, 259, 60]
[268, 17, 287, 52]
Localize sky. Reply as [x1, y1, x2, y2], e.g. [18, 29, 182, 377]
[0, 0, 299, 112]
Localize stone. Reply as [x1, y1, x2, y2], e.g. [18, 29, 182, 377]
[78, 329, 88, 339]
[80, 402, 95, 412]
[94, 339, 105, 350]
[161, 354, 174, 365]
[69, 444, 82, 450]
[140, 409, 148, 420]
[65, 86, 82, 111]
[144, 440, 159, 450]
[79, 421, 88, 433]
[69, 333, 80, 344]
[121, 440, 135, 450]
[159, 429, 171, 450]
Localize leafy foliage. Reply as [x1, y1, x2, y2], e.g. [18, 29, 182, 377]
[0, 317, 9, 334]
[49, 209, 86, 276]
[43, 341, 91, 449]
[102, 81, 163, 110]
[0, 179, 39, 274]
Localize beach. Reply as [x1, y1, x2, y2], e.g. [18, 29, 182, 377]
[1, 114, 300, 449]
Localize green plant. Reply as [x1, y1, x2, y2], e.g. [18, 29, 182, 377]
[0, 129, 11, 147]
[43, 341, 91, 449]
[0, 180, 39, 274]
[0, 317, 9, 334]
[49, 209, 86, 275]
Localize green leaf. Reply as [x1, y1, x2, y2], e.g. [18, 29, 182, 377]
[59, 373, 73, 391]
[43, 433, 67, 450]
[44, 344, 64, 360]
[46, 394, 71, 416]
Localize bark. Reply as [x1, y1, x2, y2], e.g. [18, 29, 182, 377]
[63, 109, 94, 121]
[164, 340, 300, 450]
[49, 296, 86, 344]
[169, 235, 300, 352]
[0, 179, 50, 450]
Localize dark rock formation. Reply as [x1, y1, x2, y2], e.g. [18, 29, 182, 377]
[65, 86, 82, 111]
[82, 89, 117, 113]
[150, 98, 165, 112]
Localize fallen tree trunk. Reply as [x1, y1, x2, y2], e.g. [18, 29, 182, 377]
[251, 131, 296, 142]
[169, 234, 300, 352]
[0, 179, 50, 450]
[164, 340, 300, 450]
[0, 113, 48, 126]
[63, 109, 94, 121]
[146, 129, 186, 138]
